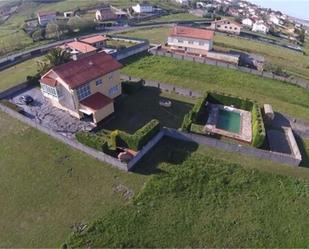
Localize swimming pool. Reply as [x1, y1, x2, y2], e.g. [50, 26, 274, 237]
[217, 109, 241, 134]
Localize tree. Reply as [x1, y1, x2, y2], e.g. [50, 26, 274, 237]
[46, 21, 60, 39]
[37, 48, 71, 74]
[67, 16, 95, 33]
[299, 29, 305, 43]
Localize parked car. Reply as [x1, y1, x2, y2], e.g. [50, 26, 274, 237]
[19, 95, 34, 105]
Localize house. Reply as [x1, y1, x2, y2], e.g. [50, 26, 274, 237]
[252, 22, 269, 33]
[39, 52, 123, 124]
[242, 18, 253, 27]
[80, 35, 108, 49]
[132, 2, 153, 14]
[95, 5, 117, 21]
[166, 25, 214, 56]
[59, 40, 97, 60]
[269, 14, 282, 26]
[211, 19, 242, 35]
[174, 0, 190, 6]
[63, 11, 74, 18]
[37, 11, 56, 26]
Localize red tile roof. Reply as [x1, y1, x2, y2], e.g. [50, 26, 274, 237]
[62, 41, 97, 54]
[80, 92, 113, 111]
[52, 52, 122, 89]
[40, 72, 58, 87]
[80, 35, 108, 45]
[170, 26, 214, 41]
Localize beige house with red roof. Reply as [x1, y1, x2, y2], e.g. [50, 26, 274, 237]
[39, 52, 122, 124]
[166, 26, 214, 56]
[80, 35, 108, 49]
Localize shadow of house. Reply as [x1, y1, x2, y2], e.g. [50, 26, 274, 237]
[98, 86, 193, 134]
[295, 135, 309, 168]
[231, 51, 265, 71]
[132, 136, 199, 175]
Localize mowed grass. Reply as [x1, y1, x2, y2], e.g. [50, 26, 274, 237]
[0, 57, 41, 91]
[101, 87, 194, 133]
[214, 33, 309, 80]
[139, 13, 204, 24]
[0, 111, 147, 248]
[66, 137, 309, 248]
[121, 54, 309, 120]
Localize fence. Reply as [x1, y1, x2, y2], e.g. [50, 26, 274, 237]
[149, 48, 309, 89]
[163, 128, 302, 167]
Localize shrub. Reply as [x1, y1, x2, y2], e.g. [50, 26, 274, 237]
[0, 100, 23, 113]
[122, 79, 144, 94]
[251, 103, 266, 148]
[76, 131, 109, 152]
[181, 111, 193, 132]
[117, 119, 161, 151]
[190, 124, 204, 134]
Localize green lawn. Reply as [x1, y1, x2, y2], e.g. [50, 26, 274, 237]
[121, 54, 309, 120]
[100, 87, 194, 133]
[0, 111, 147, 248]
[214, 33, 309, 80]
[66, 137, 309, 248]
[139, 13, 204, 24]
[0, 57, 41, 91]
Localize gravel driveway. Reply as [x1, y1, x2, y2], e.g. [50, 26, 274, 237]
[9, 87, 94, 139]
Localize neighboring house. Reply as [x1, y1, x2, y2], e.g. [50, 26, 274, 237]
[175, 0, 190, 5]
[242, 18, 253, 27]
[211, 19, 242, 35]
[252, 22, 269, 33]
[37, 11, 56, 26]
[63, 11, 74, 18]
[80, 35, 108, 49]
[132, 2, 153, 13]
[39, 52, 123, 124]
[166, 25, 214, 56]
[95, 5, 117, 21]
[269, 15, 282, 26]
[59, 40, 97, 60]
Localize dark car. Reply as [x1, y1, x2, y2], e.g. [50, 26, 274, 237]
[19, 95, 34, 105]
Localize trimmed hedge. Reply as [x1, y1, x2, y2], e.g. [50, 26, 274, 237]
[75, 131, 109, 152]
[181, 97, 206, 132]
[206, 91, 254, 111]
[122, 79, 144, 94]
[190, 124, 204, 134]
[117, 119, 161, 151]
[251, 103, 266, 148]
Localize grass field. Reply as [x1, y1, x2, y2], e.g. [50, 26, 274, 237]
[121, 54, 309, 120]
[66, 137, 309, 248]
[139, 13, 204, 24]
[0, 110, 147, 248]
[0, 57, 41, 91]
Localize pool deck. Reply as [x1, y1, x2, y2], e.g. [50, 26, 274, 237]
[204, 104, 252, 143]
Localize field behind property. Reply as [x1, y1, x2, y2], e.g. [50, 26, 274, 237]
[121, 55, 309, 120]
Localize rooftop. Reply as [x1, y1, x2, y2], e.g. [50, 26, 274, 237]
[80, 92, 113, 111]
[61, 41, 97, 54]
[80, 35, 108, 45]
[169, 26, 214, 41]
[51, 52, 122, 89]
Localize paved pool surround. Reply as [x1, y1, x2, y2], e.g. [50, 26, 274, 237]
[204, 103, 252, 143]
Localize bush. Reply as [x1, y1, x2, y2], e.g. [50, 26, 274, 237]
[190, 124, 204, 134]
[181, 111, 193, 132]
[117, 119, 161, 151]
[181, 97, 206, 132]
[206, 91, 254, 111]
[251, 103, 266, 148]
[122, 79, 144, 94]
[0, 100, 23, 113]
[76, 131, 109, 152]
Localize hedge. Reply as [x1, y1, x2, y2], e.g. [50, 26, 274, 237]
[75, 131, 110, 152]
[206, 91, 254, 111]
[251, 103, 266, 148]
[181, 97, 206, 132]
[190, 124, 204, 134]
[122, 79, 144, 94]
[117, 119, 161, 151]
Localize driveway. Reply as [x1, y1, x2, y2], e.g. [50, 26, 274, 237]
[9, 87, 94, 139]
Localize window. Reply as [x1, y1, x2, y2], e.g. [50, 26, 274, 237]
[76, 84, 91, 101]
[199, 41, 204, 46]
[188, 40, 193, 44]
[108, 85, 119, 96]
[178, 39, 183, 43]
[108, 73, 113, 80]
[217, 25, 221, 28]
[41, 84, 59, 98]
[230, 27, 232, 29]
[225, 26, 227, 29]
[234, 27, 238, 30]
[96, 79, 103, 86]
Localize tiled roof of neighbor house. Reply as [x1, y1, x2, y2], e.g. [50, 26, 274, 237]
[80, 35, 108, 45]
[40, 72, 58, 87]
[170, 26, 214, 40]
[52, 52, 122, 89]
[80, 92, 113, 110]
[215, 19, 241, 27]
[62, 41, 97, 54]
